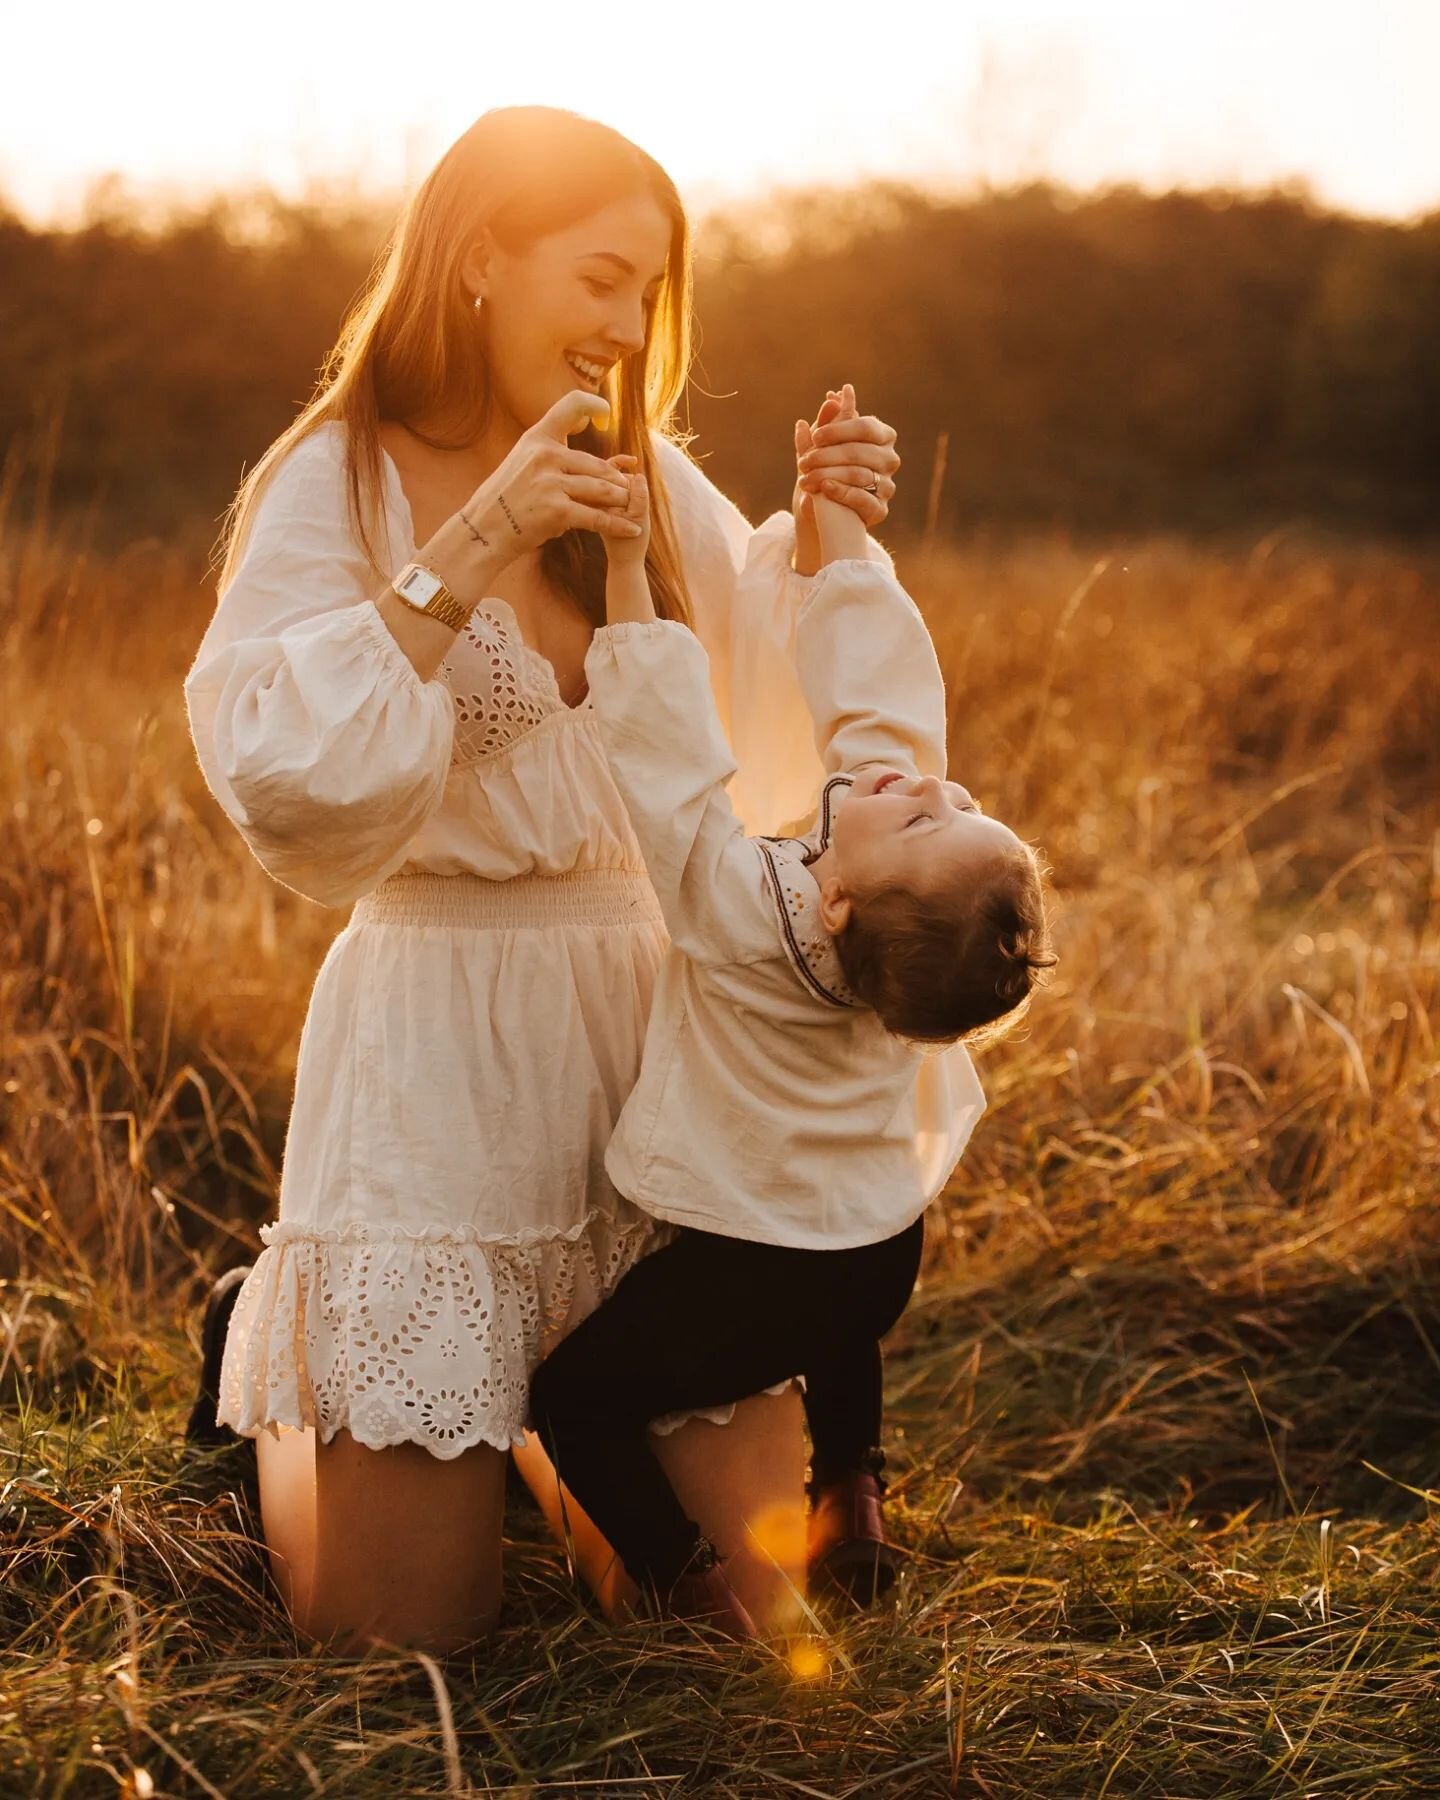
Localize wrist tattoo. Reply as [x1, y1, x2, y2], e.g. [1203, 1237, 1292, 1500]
[497, 493, 523, 538]
[459, 504, 490, 548]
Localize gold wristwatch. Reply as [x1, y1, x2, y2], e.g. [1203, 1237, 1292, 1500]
[390, 561, 471, 633]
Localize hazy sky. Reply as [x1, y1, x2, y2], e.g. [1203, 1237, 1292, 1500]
[5, 0, 1437, 225]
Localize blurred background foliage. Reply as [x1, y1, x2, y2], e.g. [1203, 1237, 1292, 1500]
[3, 172, 1438, 1790]
[3, 180, 1438, 550]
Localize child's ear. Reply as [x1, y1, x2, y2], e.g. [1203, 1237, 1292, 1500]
[817, 876, 853, 936]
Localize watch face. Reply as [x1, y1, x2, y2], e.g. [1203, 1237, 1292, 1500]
[398, 564, 443, 607]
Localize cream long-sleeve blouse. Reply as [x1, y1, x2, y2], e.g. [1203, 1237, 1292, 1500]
[182, 420, 896, 1459]
[185, 423, 868, 901]
[586, 562, 987, 1252]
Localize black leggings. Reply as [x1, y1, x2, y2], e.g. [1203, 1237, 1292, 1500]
[529, 1216, 924, 1589]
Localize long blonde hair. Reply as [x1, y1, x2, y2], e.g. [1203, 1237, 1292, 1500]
[216, 107, 694, 624]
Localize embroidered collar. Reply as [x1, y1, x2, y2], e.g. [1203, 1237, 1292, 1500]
[808, 773, 853, 857]
[756, 775, 859, 1009]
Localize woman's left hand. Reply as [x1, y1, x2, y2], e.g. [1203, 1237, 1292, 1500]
[792, 383, 900, 573]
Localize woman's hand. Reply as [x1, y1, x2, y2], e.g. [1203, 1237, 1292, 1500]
[792, 383, 900, 576]
[422, 391, 641, 599]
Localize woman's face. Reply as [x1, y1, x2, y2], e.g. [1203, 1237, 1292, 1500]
[472, 192, 673, 433]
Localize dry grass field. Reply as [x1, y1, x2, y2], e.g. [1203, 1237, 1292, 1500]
[2, 485, 1437, 1795]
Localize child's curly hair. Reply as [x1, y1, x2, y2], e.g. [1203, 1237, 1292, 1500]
[834, 844, 1055, 1045]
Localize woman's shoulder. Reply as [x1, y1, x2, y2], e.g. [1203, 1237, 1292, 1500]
[236, 420, 399, 576]
[263, 421, 399, 536]
[259, 420, 351, 510]
[232, 424, 349, 552]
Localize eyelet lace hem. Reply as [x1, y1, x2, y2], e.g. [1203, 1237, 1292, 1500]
[216, 1211, 658, 1460]
[215, 1214, 796, 1459]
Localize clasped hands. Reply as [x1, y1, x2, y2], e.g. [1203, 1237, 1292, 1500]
[599, 379, 900, 577]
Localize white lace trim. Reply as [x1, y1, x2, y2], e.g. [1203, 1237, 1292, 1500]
[217, 1212, 656, 1461]
[441, 606, 552, 768]
[648, 1379, 799, 1436]
[216, 1214, 795, 1459]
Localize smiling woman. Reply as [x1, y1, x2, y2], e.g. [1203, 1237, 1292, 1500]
[219, 108, 695, 637]
[182, 103, 906, 1654]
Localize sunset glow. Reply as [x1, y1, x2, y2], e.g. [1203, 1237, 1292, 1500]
[7, 0, 1437, 225]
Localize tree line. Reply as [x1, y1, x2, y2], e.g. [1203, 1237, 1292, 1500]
[2, 180, 1437, 547]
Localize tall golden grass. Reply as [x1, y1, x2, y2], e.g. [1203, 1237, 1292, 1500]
[2, 476, 1437, 1793]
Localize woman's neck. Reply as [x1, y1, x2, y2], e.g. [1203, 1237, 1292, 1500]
[381, 410, 525, 556]
[401, 404, 522, 488]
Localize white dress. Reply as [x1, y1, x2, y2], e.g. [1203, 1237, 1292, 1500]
[184, 421, 886, 1460]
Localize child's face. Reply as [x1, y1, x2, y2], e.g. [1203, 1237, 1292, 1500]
[829, 766, 1026, 902]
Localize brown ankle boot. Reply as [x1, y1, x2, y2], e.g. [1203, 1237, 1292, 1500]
[660, 1540, 760, 1641]
[808, 1468, 902, 1608]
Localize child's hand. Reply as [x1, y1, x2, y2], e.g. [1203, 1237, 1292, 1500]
[792, 392, 844, 575]
[810, 387, 869, 567]
[603, 455, 649, 567]
[797, 381, 899, 520]
[602, 455, 656, 624]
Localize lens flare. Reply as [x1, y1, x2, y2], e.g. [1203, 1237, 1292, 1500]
[746, 1502, 807, 1570]
[788, 1640, 828, 1681]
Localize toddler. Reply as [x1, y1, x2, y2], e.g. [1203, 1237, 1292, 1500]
[530, 389, 1052, 1637]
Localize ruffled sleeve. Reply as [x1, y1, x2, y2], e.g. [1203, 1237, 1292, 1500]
[650, 436, 894, 836]
[183, 428, 455, 908]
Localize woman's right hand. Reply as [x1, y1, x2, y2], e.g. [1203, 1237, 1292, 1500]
[422, 392, 642, 598]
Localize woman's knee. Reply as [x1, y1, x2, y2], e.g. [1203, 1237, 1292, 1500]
[301, 1589, 503, 1658]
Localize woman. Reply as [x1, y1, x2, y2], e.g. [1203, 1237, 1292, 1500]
[184, 106, 901, 1654]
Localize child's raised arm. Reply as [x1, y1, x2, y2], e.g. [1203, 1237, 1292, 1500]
[793, 559, 948, 781]
[586, 468, 778, 969]
[791, 386, 949, 782]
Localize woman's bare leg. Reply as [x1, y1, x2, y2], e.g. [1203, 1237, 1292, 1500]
[255, 1424, 318, 1625]
[256, 1423, 507, 1654]
[516, 1386, 809, 1637]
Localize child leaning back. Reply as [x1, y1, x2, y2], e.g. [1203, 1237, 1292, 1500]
[530, 386, 1055, 1639]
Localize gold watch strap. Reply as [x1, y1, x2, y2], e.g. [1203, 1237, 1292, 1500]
[416, 585, 470, 633]
[392, 569, 469, 633]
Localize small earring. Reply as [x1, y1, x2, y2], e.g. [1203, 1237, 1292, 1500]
[473, 295, 484, 314]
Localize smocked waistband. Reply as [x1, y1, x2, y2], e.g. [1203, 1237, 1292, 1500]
[350, 868, 664, 932]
